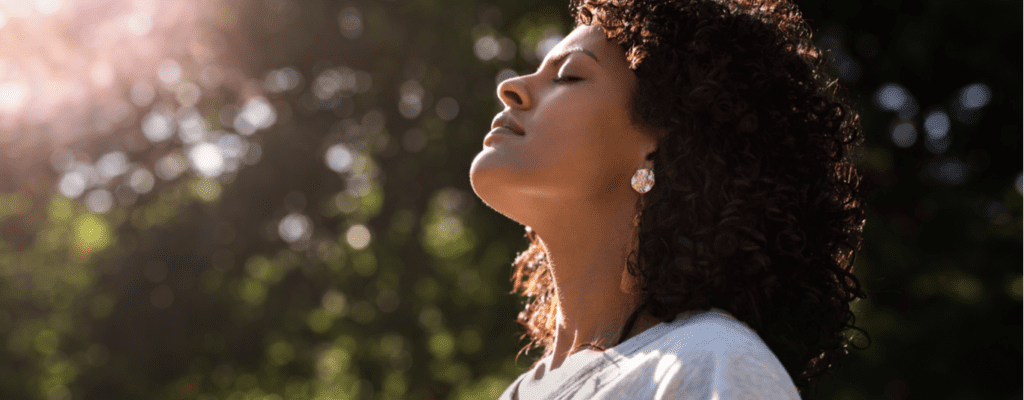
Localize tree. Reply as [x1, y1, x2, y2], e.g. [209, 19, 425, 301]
[0, 0, 1018, 399]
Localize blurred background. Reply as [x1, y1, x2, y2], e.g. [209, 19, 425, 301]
[0, 0, 1019, 399]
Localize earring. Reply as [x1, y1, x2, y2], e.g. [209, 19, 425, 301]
[631, 168, 654, 193]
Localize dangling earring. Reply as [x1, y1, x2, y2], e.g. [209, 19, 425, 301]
[622, 168, 654, 294]
[631, 168, 654, 194]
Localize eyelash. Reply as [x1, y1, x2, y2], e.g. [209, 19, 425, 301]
[552, 76, 581, 84]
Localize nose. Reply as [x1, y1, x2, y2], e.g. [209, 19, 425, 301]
[496, 75, 530, 109]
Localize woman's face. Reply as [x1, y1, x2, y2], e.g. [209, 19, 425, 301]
[469, 24, 657, 223]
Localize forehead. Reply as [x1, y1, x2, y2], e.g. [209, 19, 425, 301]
[549, 24, 621, 62]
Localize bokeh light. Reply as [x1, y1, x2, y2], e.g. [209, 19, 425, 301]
[874, 83, 918, 117]
[0, 82, 28, 114]
[890, 119, 917, 148]
[191, 179, 222, 202]
[338, 6, 364, 40]
[0, 2, 1015, 400]
[435, 97, 460, 121]
[84, 189, 113, 213]
[96, 152, 129, 182]
[155, 153, 188, 181]
[158, 59, 183, 85]
[474, 36, 501, 61]
[216, 131, 247, 161]
[58, 171, 87, 199]
[234, 96, 277, 136]
[495, 68, 518, 86]
[177, 108, 209, 144]
[128, 168, 155, 194]
[345, 176, 373, 198]
[362, 109, 385, 134]
[398, 80, 425, 119]
[264, 67, 303, 93]
[278, 213, 313, 244]
[322, 290, 348, 316]
[345, 224, 371, 250]
[188, 143, 225, 178]
[325, 144, 355, 173]
[958, 83, 991, 110]
[952, 82, 992, 123]
[130, 82, 155, 107]
[314, 68, 357, 101]
[535, 33, 564, 61]
[142, 110, 176, 143]
[35, 0, 62, 15]
[923, 109, 951, 154]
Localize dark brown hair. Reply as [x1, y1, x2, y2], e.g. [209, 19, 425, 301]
[509, 0, 870, 396]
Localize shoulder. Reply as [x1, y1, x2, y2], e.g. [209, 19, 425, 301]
[656, 308, 770, 357]
[606, 308, 801, 399]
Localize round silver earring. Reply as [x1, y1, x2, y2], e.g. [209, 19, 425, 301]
[631, 168, 654, 194]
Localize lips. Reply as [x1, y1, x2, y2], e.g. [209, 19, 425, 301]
[483, 127, 520, 147]
[491, 113, 525, 136]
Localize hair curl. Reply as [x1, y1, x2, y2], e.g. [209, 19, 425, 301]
[509, 0, 870, 396]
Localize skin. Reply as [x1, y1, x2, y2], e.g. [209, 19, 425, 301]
[469, 24, 664, 374]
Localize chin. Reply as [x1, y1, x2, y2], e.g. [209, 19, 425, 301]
[470, 159, 513, 215]
[469, 155, 536, 226]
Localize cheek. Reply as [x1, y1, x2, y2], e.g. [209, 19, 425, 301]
[532, 107, 635, 186]
[532, 128, 628, 195]
[469, 94, 635, 197]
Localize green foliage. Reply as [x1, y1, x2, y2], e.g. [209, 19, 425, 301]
[0, 0, 1018, 399]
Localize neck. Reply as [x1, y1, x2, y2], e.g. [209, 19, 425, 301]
[530, 193, 648, 370]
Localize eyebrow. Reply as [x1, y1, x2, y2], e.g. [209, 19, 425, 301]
[542, 46, 601, 70]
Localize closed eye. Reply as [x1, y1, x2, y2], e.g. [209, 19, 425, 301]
[552, 76, 581, 84]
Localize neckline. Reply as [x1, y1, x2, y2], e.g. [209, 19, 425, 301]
[537, 307, 732, 363]
[511, 308, 740, 399]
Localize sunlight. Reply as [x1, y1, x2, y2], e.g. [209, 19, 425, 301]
[0, 0, 262, 162]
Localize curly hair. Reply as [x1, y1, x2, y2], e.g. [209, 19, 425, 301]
[509, 0, 870, 396]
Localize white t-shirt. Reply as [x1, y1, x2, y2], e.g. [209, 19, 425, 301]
[497, 308, 801, 400]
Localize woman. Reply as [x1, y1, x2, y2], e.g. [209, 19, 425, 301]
[469, 0, 869, 398]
